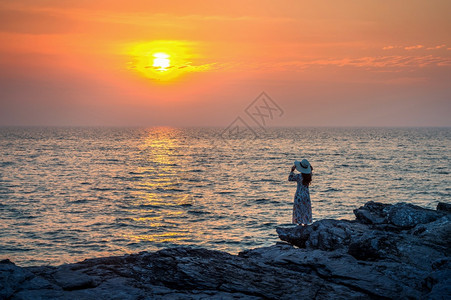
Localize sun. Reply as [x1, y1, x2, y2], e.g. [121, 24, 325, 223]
[126, 40, 211, 82]
[152, 52, 170, 71]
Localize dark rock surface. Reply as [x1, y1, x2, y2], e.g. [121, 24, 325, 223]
[353, 201, 447, 228]
[277, 201, 451, 299]
[1, 201, 450, 299]
[437, 202, 451, 213]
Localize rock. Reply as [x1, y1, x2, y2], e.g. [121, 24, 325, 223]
[437, 202, 451, 213]
[353, 201, 446, 228]
[241, 244, 422, 298]
[276, 219, 367, 251]
[348, 232, 400, 261]
[422, 259, 451, 299]
[1, 201, 450, 299]
[384, 202, 446, 228]
[0, 259, 38, 299]
[410, 215, 451, 252]
[52, 266, 97, 291]
[275, 225, 310, 248]
[353, 201, 389, 224]
[276, 201, 450, 298]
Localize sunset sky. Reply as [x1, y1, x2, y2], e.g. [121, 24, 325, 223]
[0, 0, 450, 127]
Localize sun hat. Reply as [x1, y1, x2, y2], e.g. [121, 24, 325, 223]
[294, 159, 312, 174]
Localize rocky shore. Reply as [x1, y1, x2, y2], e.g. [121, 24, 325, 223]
[1, 201, 450, 299]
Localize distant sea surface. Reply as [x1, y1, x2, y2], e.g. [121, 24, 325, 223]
[1, 127, 450, 266]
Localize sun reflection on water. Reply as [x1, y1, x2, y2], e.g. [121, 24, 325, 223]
[125, 127, 194, 243]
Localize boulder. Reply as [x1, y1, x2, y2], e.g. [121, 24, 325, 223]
[276, 219, 367, 250]
[384, 202, 446, 228]
[240, 244, 422, 299]
[0, 259, 42, 299]
[276, 201, 450, 298]
[353, 201, 446, 228]
[348, 231, 400, 261]
[425, 260, 451, 299]
[353, 201, 389, 224]
[437, 202, 451, 213]
[410, 215, 451, 252]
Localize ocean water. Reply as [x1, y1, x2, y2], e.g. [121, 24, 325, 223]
[0, 127, 450, 266]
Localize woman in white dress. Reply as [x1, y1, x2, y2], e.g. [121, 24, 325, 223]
[288, 159, 313, 225]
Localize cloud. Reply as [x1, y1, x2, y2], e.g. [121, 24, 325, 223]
[426, 45, 446, 50]
[404, 45, 424, 50]
[383, 44, 448, 52]
[272, 55, 451, 72]
[202, 54, 451, 74]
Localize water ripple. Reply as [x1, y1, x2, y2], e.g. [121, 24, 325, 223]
[0, 127, 450, 266]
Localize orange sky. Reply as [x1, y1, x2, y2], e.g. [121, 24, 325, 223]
[0, 0, 450, 126]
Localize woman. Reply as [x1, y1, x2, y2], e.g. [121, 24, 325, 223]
[289, 159, 313, 225]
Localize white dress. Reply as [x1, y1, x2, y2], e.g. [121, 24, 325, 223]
[289, 172, 312, 225]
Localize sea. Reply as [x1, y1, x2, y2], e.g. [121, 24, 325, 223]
[0, 127, 450, 266]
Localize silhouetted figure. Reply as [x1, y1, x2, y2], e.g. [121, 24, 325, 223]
[288, 159, 313, 225]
